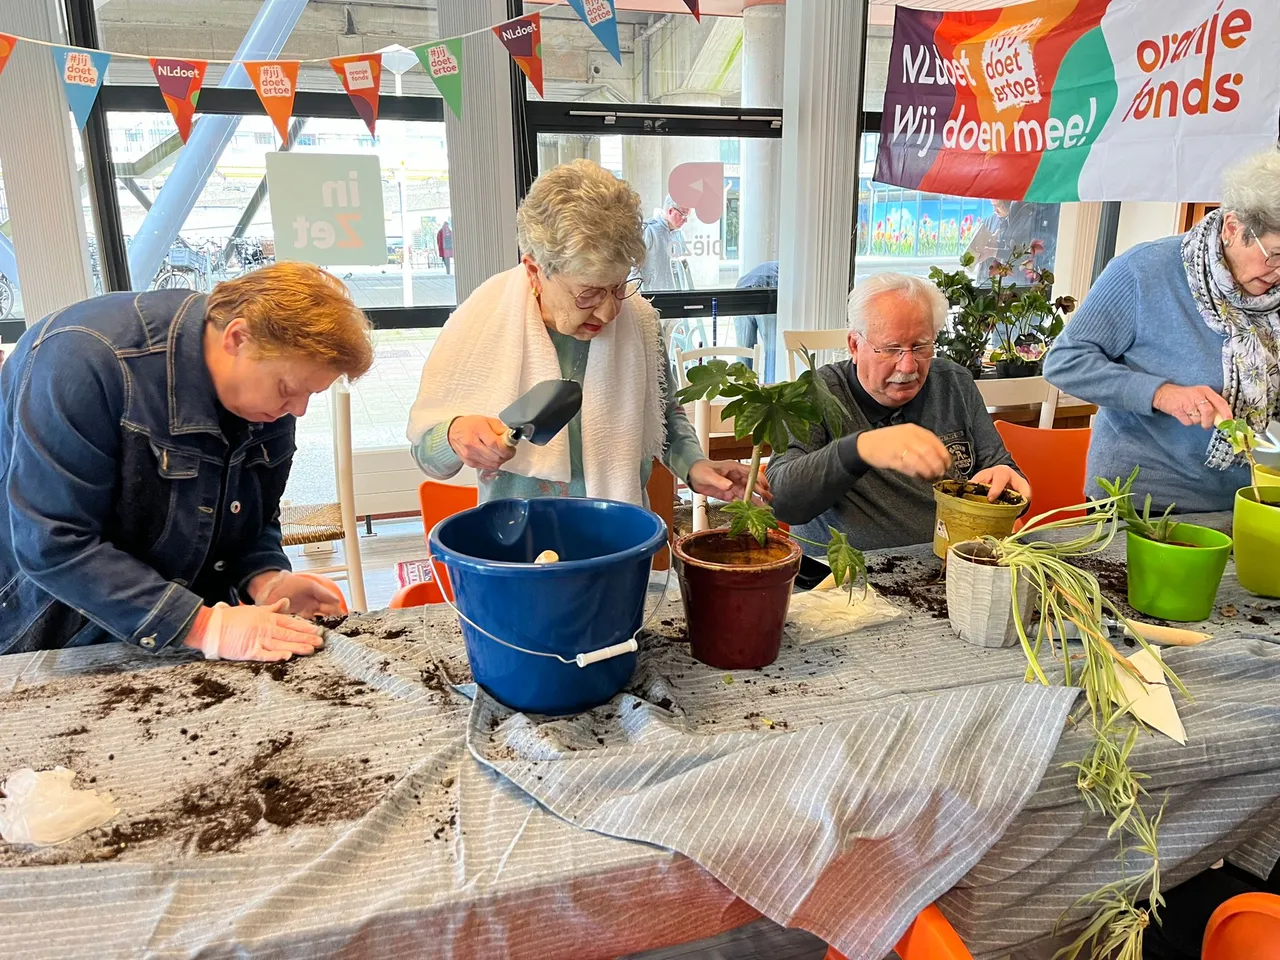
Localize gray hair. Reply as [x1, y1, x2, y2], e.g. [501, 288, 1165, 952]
[846, 272, 949, 336]
[1221, 149, 1280, 239]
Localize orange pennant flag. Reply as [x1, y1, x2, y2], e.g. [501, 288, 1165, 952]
[244, 60, 299, 144]
[329, 53, 382, 135]
[0, 34, 17, 81]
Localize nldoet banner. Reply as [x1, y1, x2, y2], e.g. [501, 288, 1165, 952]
[874, 0, 1280, 203]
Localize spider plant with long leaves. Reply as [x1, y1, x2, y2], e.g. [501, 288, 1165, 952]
[675, 350, 867, 598]
[968, 496, 1190, 960]
[1096, 466, 1180, 544]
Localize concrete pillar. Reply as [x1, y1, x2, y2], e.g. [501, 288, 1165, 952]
[739, 0, 785, 277]
[438, 0, 518, 301]
[658, 91, 723, 289]
[539, 139, 561, 177]
[776, 0, 866, 333]
[623, 137, 664, 223]
[0, 0, 94, 323]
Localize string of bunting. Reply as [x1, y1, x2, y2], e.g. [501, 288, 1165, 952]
[0, 1, 702, 143]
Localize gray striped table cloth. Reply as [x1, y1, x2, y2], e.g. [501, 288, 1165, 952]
[2, 515, 1278, 959]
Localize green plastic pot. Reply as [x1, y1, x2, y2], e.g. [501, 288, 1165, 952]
[1235, 488, 1280, 599]
[1125, 523, 1232, 622]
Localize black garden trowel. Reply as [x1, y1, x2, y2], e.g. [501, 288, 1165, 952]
[499, 379, 583, 448]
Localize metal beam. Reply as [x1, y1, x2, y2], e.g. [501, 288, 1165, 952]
[120, 177, 153, 212]
[126, 0, 310, 289]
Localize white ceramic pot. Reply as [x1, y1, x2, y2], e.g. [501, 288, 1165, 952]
[946, 541, 1036, 648]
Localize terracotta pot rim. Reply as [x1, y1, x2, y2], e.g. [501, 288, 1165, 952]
[673, 528, 802, 573]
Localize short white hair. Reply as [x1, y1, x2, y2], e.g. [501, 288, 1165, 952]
[847, 272, 948, 336]
[1221, 149, 1280, 239]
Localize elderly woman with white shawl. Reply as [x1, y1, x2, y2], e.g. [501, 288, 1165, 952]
[406, 159, 763, 507]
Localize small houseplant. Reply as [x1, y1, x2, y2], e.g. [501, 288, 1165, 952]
[948, 496, 1190, 960]
[1219, 420, 1280, 598]
[673, 354, 866, 669]
[932, 478, 1028, 561]
[1096, 467, 1232, 622]
[931, 244, 1076, 379]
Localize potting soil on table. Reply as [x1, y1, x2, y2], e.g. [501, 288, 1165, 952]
[3, 518, 1280, 960]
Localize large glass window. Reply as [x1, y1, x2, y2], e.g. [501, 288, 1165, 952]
[0, 161, 20, 324]
[106, 112, 455, 309]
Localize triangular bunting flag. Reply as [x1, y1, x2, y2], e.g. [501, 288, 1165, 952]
[0, 34, 17, 83]
[244, 60, 299, 144]
[52, 47, 111, 130]
[149, 58, 207, 143]
[413, 39, 464, 121]
[329, 53, 382, 135]
[566, 0, 622, 65]
[682, 0, 701, 22]
[493, 13, 544, 98]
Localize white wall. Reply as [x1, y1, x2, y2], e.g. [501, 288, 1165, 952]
[1114, 202, 1180, 255]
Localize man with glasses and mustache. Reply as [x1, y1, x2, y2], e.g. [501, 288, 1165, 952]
[768, 272, 1030, 552]
[639, 195, 692, 292]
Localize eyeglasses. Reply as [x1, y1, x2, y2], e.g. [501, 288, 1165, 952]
[567, 274, 644, 309]
[861, 338, 936, 362]
[1251, 232, 1280, 269]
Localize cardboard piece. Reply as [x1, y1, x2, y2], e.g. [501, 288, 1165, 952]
[1112, 647, 1186, 745]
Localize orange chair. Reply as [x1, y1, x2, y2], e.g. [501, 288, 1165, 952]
[1203, 892, 1280, 959]
[994, 422, 1091, 528]
[295, 572, 350, 614]
[389, 580, 448, 608]
[824, 904, 972, 960]
[412, 480, 477, 604]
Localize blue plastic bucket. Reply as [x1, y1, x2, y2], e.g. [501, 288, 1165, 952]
[429, 498, 667, 715]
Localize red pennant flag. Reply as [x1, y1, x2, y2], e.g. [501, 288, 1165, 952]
[149, 58, 208, 143]
[244, 60, 299, 144]
[0, 34, 17, 82]
[493, 13, 544, 98]
[682, 0, 701, 21]
[330, 53, 382, 135]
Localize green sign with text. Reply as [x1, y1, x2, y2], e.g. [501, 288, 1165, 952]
[265, 152, 387, 266]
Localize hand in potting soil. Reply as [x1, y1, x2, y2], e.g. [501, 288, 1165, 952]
[970, 464, 1031, 502]
[248, 571, 346, 618]
[182, 601, 325, 662]
[856, 424, 952, 480]
[447, 415, 518, 471]
[688, 459, 772, 503]
[1152, 383, 1232, 429]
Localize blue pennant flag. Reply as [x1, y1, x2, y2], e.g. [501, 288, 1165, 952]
[51, 46, 112, 130]
[566, 0, 622, 65]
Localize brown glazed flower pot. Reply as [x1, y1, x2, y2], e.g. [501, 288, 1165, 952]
[673, 529, 803, 670]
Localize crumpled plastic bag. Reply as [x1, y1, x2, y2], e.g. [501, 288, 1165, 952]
[0, 767, 119, 846]
[785, 577, 903, 644]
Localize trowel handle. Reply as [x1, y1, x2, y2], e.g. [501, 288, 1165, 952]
[502, 427, 520, 448]
[1125, 621, 1211, 646]
[575, 638, 639, 668]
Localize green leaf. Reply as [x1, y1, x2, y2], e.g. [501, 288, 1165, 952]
[825, 528, 867, 600]
[722, 499, 779, 546]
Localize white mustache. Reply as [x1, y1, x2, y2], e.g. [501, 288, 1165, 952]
[887, 372, 920, 384]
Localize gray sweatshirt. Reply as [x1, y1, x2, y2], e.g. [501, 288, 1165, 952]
[767, 358, 1020, 552]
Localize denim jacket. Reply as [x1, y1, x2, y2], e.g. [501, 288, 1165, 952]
[0, 290, 295, 656]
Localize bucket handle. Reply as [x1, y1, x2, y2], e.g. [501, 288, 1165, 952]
[425, 547, 671, 668]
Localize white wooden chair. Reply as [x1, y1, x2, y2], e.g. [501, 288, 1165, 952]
[673, 345, 763, 532]
[974, 376, 1061, 430]
[783, 328, 850, 380]
[279, 380, 368, 611]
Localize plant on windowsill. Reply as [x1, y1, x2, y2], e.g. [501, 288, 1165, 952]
[673, 351, 866, 670]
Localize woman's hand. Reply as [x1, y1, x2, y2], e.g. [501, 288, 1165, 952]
[1152, 384, 1232, 428]
[248, 571, 345, 618]
[688, 459, 772, 504]
[857, 424, 953, 480]
[971, 464, 1032, 503]
[448, 415, 517, 471]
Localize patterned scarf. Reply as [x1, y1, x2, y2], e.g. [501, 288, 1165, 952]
[1181, 208, 1280, 469]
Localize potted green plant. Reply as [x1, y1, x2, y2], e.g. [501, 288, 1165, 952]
[932, 478, 1029, 560]
[673, 355, 866, 669]
[953, 495, 1190, 960]
[1219, 420, 1280, 598]
[931, 244, 1076, 380]
[1096, 467, 1233, 622]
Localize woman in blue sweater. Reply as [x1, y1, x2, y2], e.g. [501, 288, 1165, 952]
[1044, 150, 1280, 513]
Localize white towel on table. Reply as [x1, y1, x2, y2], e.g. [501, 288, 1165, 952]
[406, 266, 667, 505]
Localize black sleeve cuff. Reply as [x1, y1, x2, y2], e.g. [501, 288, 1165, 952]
[836, 431, 871, 479]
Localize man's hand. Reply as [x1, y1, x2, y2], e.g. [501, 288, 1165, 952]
[447, 415, 517, 471]
[183, 601, 325, 662]
[1152, 384, 1232, 429]
[971, 464, 1031, 503]
[856, 424, 953, 480]
[248, 571, 345, 618]
[688, 459, 771, 504]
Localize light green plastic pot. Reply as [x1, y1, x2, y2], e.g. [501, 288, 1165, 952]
[1126, 523, 1233, 622]
[1235, 488, 1280, 599]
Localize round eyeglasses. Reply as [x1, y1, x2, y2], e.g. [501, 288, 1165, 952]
[569, 275, 645, 310]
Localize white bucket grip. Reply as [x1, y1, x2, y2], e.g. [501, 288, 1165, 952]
[575, 638, 640, 668]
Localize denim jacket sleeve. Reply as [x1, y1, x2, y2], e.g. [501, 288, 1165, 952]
[6, 330, 203, 649]
[231, 515, 290, 598]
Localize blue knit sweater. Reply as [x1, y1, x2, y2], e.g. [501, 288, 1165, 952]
[1043, 235, 1251, 513]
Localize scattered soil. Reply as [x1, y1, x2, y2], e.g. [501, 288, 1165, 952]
[54, 726, 90, 738]
[866, 555, 949, 619]
[1062, 555, 1163, 622]
[189, 676, 237, 709]
[1249, 615, 1268, 626]
[247, 660, 293, 682]
[94, 679, 167, 719]
[935, 479, 1027, 508]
